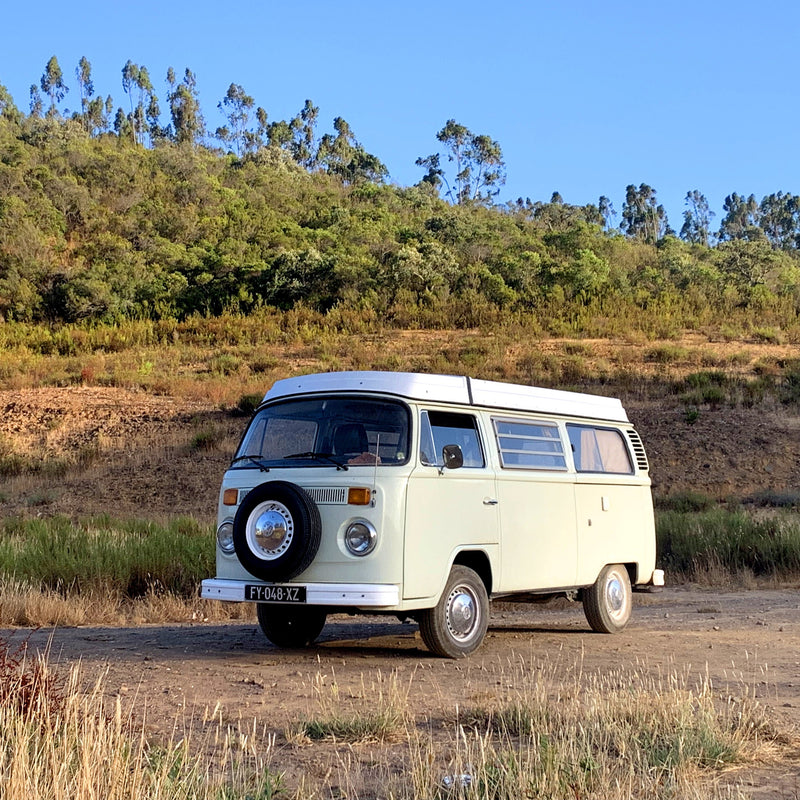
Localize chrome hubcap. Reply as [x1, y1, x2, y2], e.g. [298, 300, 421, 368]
[247, 502, 294, 560]
[607, 577, 623, 611]
[447, 586, 478, 640]
[605, 572, 628, 621]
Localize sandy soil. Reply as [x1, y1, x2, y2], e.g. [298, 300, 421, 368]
[5, 587, 800, 798]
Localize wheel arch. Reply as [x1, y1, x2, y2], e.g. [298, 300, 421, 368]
[452, 549, 493, 596]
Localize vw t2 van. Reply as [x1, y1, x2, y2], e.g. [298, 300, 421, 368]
[201, 371, 663, 658]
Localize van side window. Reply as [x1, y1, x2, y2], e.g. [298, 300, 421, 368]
[420, 410, 485, 468]
[493, 419, 567, 470]
[567, 425, 633, 474]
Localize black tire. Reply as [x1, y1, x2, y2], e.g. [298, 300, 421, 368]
[419, 565, 489, 658]
[256, 604, 327, 648]
[233, 481, 321, 581]
[583, 563, 632, 633]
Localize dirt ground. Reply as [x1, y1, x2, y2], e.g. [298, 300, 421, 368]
[6, 587, 800, 798]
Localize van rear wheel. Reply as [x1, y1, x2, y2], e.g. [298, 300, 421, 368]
[256, 604, 327, 648]
[419, 566, 489, 658]
[583, 564, 632, 633]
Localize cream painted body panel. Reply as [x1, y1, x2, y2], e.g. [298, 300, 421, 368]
[403, 462, 499, 600]
[215, 467, 409, 588]
[494, 472, 578, 591]
[573, 478, 656, 586]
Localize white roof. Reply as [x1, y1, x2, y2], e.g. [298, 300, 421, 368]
[263, 371, 628, 423]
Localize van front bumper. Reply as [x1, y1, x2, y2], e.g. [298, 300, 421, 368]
[201, 578, 400, 607]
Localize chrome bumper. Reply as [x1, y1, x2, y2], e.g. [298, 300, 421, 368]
[201, 578, 400, 607]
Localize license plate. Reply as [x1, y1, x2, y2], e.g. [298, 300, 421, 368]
[245, 584, 306, 603]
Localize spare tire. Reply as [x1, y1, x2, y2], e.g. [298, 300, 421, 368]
[233, 481, 322, 581]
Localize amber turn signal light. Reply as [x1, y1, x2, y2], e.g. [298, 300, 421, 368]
[347, 487, 371, 505]
[222, 488, 239, 506]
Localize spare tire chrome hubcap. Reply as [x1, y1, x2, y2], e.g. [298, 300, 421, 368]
[247, 501, 294, 559]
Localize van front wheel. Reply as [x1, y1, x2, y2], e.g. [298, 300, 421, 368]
[256, 604, 327, 648]
[419, 566, 489, 658]
[583, 564, 632, 633]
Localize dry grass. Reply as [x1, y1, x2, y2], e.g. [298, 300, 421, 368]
[289, 669, 411, 743]
[2, 314, 799, 408]
[0, 645, 790, 800]
[0, 650, 282, 799]
[0, 579, 253, 627]
[0, 641, 790, 800]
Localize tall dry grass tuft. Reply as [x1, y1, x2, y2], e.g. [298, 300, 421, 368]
[291, 668, 411, 743]
[0, 637, 282, 800]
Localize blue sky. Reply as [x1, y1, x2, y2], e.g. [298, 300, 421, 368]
[1, 0, 796, 229]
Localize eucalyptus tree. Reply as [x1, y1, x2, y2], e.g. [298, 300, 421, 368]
[620, 184, 669, 244]
[0, 83, 20, 123]
[759, 192, 799, 250]
[29, 85, 43, 117]
[290, 99, 319, 168]
[135, 66, 155, 144]
[121, 60, 139, 142]
[316, 117, 387, 183]
[86, 95, 113, 135]
[718, 193, 761, 241]
[598, 196, 616, 230]
[167, 67, 205, 146]
[122, 61, 157, 145]
[40, 56, 68, 117]
[75, 56, 94, 131]
[680, 190, 715, 246]
[217, 83, 255, 155]
[254, 107, 269, 149]
[417, 119, 505, 204]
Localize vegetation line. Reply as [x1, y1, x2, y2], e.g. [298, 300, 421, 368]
[2, 60, 800, 331]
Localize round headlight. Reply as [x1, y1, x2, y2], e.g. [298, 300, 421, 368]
[217, 520, 235, 554]
[344, 520, 377, 556]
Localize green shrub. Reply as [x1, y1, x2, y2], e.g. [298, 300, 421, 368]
[645, 344, 690, 364]
[232, 393, 263, 416]
[781, 361, 800, 405]
[0, 516, 213, 598]
[657, 509, 800, 580]
[209, 353, 241, 376]
[747, 490, 800, 508]
[655, 491, 716, 513]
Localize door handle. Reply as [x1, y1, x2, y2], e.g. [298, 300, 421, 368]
[483, 498, 498, 506]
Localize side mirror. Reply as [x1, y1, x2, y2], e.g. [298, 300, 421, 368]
[441, 444, 464, 472]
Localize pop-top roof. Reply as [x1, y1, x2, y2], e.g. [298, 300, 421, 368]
[263, 371, 628, 423]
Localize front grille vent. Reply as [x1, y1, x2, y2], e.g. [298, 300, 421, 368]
[626, 430, 649, 473]
[304, 486, 348, 505]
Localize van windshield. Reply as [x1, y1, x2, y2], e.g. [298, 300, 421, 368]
[233, 397, 410, 468]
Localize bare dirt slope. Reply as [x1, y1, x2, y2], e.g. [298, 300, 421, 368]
[1, 386, 799, 521]
[6, 587, 800, 798]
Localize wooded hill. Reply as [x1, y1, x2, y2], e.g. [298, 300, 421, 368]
[1, 63, 800, 335]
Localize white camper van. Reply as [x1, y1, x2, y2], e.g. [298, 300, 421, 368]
[202, 371, 662, 658]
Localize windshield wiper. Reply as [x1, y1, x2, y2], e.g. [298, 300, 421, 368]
[283, 452, 348, 471]
[230, 455, 271, 472]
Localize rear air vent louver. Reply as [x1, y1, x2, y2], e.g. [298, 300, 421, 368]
[626, 430, 649, 473]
